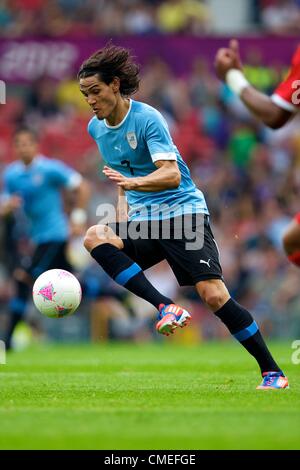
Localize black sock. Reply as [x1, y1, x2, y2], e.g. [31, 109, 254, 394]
[90, 243, 173, 309]
[5, 294, 28, 350]
[214, 298, 281, 374]
[4, 313, 22, 350]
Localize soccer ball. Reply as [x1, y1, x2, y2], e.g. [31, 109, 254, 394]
[32, 269, 82, 318]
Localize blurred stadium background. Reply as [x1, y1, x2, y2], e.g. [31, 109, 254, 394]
[1, 0, 300, 349]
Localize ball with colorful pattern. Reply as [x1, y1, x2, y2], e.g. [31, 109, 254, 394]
[32, 269, 82, 318]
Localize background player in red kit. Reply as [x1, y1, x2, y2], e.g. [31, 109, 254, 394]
[215, 40, 300, 268]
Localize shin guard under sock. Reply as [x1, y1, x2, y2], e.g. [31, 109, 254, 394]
[214, 298, 281, 374]
[90, 243, 173, 309]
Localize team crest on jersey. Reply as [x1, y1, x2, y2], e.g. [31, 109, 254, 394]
[126, 132, 137, 149]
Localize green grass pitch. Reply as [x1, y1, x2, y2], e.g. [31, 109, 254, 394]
[0, 341, 299, 450]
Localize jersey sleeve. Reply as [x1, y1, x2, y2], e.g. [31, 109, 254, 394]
[144, 111, 177, 163]
[271, 46, 300, 113]
[48, 160, 82, 189]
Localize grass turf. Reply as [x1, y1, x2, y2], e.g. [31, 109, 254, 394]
[0, 341, 299, 450]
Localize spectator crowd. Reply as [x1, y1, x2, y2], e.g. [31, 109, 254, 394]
[0, 0, 300, 37]
[1, 45, 300, 344]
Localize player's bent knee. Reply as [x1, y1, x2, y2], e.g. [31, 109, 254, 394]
[83, 225, 98, 251]
[204, 292, 224, 311]
[84, 225, 122, 252]
[197, 281, 229, 311]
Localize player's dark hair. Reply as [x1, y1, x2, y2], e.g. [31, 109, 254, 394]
[14, 126, 38, 141]
[78, 43, 140, 96]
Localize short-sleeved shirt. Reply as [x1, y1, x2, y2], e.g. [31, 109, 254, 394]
[88, 99, 209, 221]
[2, 155, 82, 244]
[271, 46, 300, 113]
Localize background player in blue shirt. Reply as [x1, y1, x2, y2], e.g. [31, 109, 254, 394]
[78, 43, 288, 390]
[0, 127, 90, 349]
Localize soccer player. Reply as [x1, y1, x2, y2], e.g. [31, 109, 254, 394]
[78, 43, 288, 389]
[215, 39, 300, 269]
[0, 127, 90, 349]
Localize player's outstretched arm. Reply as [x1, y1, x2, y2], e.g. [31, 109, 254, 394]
[215, 39, 293, 129]
[239, 87, 292, 129]
[103, 160, 181, 192]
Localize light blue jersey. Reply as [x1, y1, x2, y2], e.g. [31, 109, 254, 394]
[88, 99, 209, 220]
[2, 155, 82, 244]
